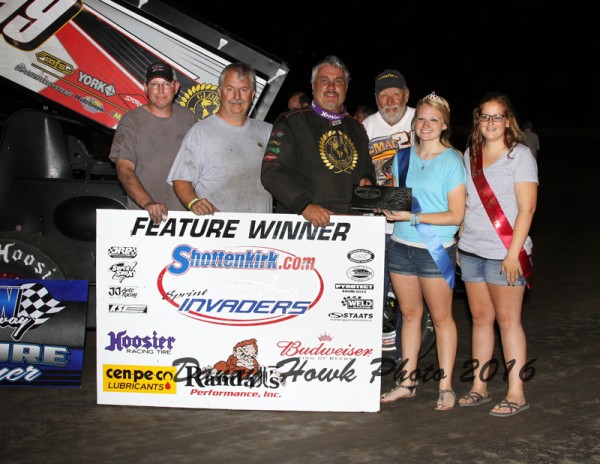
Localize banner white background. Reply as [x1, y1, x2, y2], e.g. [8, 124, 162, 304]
[96, 210, 386, 412]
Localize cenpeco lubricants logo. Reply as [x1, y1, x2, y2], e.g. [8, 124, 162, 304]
[178, 83, 219, 120]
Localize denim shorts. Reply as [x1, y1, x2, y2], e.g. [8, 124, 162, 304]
[387, 239, 456, 278]
[458, 250, 527, 286]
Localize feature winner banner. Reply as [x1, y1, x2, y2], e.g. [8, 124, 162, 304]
[96, 210, 386, 412]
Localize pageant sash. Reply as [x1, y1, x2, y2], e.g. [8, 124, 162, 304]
[470, 147, 533, 288]
[395, 148, 455, 288]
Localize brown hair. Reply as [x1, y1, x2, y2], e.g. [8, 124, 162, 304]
[470, 92, 525, 158]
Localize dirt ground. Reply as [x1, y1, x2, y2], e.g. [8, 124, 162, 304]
[1, 137, 599, 464]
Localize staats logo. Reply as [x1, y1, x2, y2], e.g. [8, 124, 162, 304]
[108, 304, 147, 313]
[157, 245, 323, 327]
[347, 249, 374, 263]
[102, 364, 177, 394]
[346, 266, 374, 282]
[328, 311, 374, 321]
[179, 83, 219, 120]
[104, 330, 175, 355]
[341, 296, 374, 309]
[108, 246, 137, 259]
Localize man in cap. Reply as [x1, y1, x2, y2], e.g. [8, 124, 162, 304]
[362, 69, 415, 359]
[110, 60, 196, 224]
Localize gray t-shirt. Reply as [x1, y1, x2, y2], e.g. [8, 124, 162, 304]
[460, 143, 538, 259]
[109, 105, 196, 211]
[168, 114, 273, 213]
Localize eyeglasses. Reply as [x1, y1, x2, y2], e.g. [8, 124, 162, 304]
[479, 113, 506, 123]
[317, 77, 347, 87]
[148, 81, 175, 90]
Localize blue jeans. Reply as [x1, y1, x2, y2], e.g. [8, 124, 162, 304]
[387, 239, 457, 361]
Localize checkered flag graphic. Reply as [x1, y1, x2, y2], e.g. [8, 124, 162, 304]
[11, 283, 65, 340]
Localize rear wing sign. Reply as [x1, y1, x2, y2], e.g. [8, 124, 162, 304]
[0, 0, 289, 129]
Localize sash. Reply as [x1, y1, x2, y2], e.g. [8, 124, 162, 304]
[395, 148, 455, 288]
[470, 146, 533, 288]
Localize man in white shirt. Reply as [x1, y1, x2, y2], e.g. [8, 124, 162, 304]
[362, 69, 415, 359]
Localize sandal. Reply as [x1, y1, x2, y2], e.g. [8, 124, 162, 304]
[489, 399, 530, 417]
[435, 389, 456, 411]
[458, 391, 492, 407]
[380, 382, 417, 403]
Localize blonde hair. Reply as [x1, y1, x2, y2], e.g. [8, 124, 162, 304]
[413, 92, 454, 148]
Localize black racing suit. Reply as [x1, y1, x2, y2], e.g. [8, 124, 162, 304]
[261, 108, 376, 215]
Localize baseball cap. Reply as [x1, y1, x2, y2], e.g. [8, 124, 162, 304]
[145, 61, 175, 82]
[374, 69, 407, 94]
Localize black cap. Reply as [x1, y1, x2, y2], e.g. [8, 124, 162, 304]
[374, 69, 407, 94]
[145, 61, 175, 82]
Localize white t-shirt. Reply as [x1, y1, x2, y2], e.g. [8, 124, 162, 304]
[168, 114, 273, 213]
[461, 143, 538, 259]
[362, 107, 415, 233]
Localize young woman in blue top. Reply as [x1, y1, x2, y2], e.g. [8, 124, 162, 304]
[380, 92, 466, 410]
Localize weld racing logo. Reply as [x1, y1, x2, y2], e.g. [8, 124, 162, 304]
[108, 246, 137, 258]
[0, 284, 65, 340]
[341, 296, 374, 309]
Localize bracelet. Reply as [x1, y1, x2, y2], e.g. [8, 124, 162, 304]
[410, 213, 420, 226]
[187, 198, 200, 210]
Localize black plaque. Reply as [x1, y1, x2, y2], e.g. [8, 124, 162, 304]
[351, 185, 412, 211]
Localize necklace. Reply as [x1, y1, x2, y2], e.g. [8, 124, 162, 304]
[416, 154, 428, 170]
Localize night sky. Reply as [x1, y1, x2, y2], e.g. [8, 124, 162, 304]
[179, 6, 598, 132]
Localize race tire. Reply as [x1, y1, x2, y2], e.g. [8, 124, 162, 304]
[0, 232, 81, 281]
